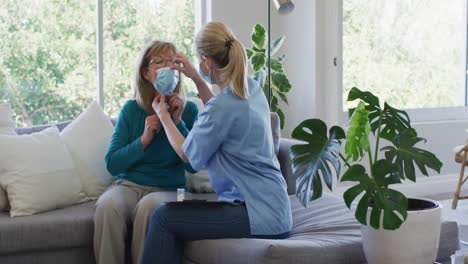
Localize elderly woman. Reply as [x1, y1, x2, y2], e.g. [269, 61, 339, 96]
[94, 40, 214, 264]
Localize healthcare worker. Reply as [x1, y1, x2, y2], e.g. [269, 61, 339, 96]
[141, 22, 292, 264]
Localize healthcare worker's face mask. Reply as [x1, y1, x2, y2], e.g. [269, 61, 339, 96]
[199, 58, 216, 85]
[151, 67, 179, 95]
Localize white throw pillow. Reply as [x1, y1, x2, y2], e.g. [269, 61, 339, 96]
[0, 127, 84, 217]
[186, 169, 214, 193]
[61, 101, 113, 200]
[0, 103, 16, 211]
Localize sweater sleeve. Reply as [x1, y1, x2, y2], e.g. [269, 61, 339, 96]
[180, 101, 199, 173]
[105, 102, 145, 176]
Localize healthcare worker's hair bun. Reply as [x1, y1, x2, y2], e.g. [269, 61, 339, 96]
[224, 38, 234, 48]
[196, 22, 249, 99]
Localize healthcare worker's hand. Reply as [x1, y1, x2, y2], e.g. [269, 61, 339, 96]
[141, 115, 161, 149]
[152, 94, 170, 121]
[171, 52, 199, 81]
[166, 93, 185, 125]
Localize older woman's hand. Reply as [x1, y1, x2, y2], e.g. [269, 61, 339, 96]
[152, 94, 170, 120]
[166, 93, 185, 125]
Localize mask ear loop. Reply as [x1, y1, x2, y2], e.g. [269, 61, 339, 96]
[203, 57, 213, 83]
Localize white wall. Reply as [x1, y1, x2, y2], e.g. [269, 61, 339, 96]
[211, 0, 268, 50]
[272, 0, 316, 138]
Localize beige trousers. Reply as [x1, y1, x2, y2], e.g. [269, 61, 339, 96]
[93, 179, 217, 264]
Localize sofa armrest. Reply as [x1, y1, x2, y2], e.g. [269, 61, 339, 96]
[278, 138, 303, 195]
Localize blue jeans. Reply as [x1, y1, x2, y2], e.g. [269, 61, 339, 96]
[141, 202, 289, 264]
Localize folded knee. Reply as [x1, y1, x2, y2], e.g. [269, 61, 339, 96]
[150, 204, 172, 227]
[95, 198, 126, 219]
[136, 192, 174, 216]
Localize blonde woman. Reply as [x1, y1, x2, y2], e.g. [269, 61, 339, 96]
[142, 22, 292, 263]
[94, 40, 215, 264]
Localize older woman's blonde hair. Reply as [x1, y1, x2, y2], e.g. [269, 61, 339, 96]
[134, 40, 184, 114]
[196, 22, 248, 99]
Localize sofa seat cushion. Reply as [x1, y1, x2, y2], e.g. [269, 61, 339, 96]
[184, 194, 459, 264]
[0, 201, 95, 254]
[184, 193, 364, 264]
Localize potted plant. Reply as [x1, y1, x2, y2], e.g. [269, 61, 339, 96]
[290, 87, 443, 264]
[245, 24, 292, 129]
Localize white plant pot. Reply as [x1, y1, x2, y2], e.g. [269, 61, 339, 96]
[361, 198, 442, 264]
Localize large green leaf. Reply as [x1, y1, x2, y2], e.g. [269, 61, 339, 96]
[378, 103, 411, 141]
[380, 188, 408, 230]
[276, 91, 288, 105]
[347, 87, 411, 140]
[276, 107, 285, 129]
[271, 58, 284, 72]
[250, 52, 266, 72]
[382, 128, 443, 182]
[270, 95, 285, 129]
[251, 24, 266, 49]
[345, 101, 371, 161]
[290, 119, 345, 207]
[270, 95, 279, 111]
[271, 71, 291, 93]
[270, 36, 285, 57]
[341, 164, 408, 230]
[347, 87, 380, 116]
[342, 165, 368, 206]
[372, 159, 401, 187]
[246, 48, 254, 59]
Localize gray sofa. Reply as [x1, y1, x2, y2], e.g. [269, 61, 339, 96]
[0, 114, 460, 264]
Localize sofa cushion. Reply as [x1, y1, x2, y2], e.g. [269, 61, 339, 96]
[61, 101, 114, 199]
[0, 103, 16, 211]
[184, 194, 459, 264]
[0, 201, 95, 254]
[184, 193, 364, 264]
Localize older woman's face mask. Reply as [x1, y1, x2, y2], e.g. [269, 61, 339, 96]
[150, 67, 179, 95]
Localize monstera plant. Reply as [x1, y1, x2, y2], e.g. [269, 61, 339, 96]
[290, 87, 443, 230]
[245, 24, 292, 129]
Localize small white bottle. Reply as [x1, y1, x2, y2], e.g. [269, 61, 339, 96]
[177, 188, 185, 202]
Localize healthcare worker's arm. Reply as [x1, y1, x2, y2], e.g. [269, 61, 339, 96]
[153, 95, 189, 163]
[171, 52, 214, 104]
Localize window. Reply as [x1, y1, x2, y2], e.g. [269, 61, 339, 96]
[0, 0, 198, 127]
[0, 1, 96, 127]
[343, 0, 467, 111]
[103, 0, 197, 117]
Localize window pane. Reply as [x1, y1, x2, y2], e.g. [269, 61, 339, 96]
[0, 1, 96, 127]
[103, 0, 196, 117]
[343, 0, 467, 109]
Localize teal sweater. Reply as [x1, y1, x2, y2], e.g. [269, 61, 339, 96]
[105, 99, 198, 190]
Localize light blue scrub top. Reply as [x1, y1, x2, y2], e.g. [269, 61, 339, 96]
[182, 77, 293, 235]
